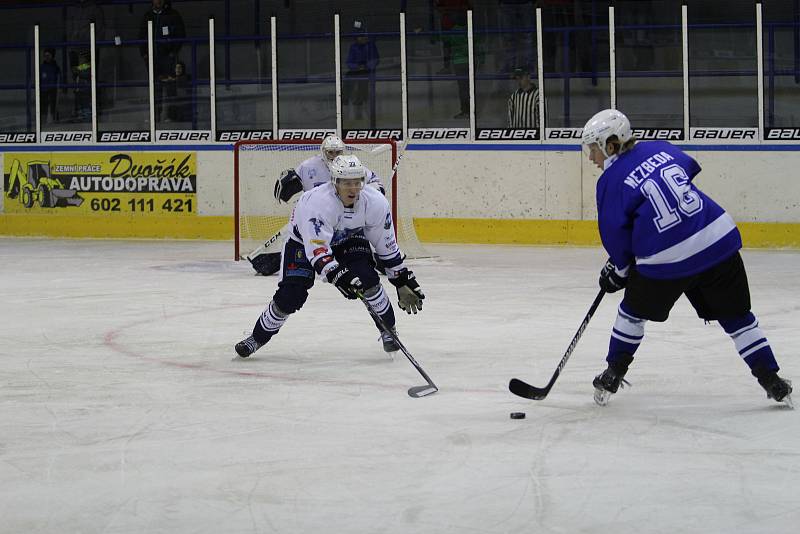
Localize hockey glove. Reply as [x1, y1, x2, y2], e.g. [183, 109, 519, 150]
[389, 269, 425, 314]
[599, 259, 628, 293]
[274, 169, 303, 203]
[326, 264, 363, 300]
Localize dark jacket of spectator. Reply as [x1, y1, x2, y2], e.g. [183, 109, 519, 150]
[67, 0, 106, 43]
[346, 38, 379, 73]
[138, 0, 186, 61]
[40, 52, 62, 90]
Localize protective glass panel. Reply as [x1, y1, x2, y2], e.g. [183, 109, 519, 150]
[0, 23, 34, 133]
[338, 14, 402, 131]
[215, 36, 272, 132]
[615, 0, 683, 128]
[95, 42, 149, 133]
[405, 6, 470, 127]
[688, 0, 758, 127]
[39, 14, 87, 131]
[474, 1, 539, 129]
[277, 27, 335, 130]
[170, 41, 211, 130]
[152, 14, 209, 130]
[542, 0, 610, 128]
[762, 0, 800, 128]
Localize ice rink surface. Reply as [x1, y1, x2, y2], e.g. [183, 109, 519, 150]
[1, 238, 798, 534]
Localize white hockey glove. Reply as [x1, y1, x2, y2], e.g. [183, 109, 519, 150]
[274, 169, 303, 203]
[389, 269, 425, 314]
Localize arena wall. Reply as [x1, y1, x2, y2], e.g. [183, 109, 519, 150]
[1, 144, 799, 248]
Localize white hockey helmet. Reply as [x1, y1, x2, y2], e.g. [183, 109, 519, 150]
[320, 134, 346, 162]
[581, 109, 633, 158]
[329, 155, 365, 188]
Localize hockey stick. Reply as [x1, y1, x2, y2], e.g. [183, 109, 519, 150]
[243, 225, 285, 261]
[509, 289, 606, 400]
[356, 291, 438, 398]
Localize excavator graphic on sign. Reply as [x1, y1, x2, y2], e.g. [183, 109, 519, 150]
[6, 159, 83, 208]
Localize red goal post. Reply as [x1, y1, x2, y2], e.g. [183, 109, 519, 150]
[233, 138, 428, 261]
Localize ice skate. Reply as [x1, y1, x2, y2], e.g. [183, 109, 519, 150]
[757, 372, 794, 409]
[235, 335, 264, 358]
[593, 354, 633, 406]
[381, 327, 400, 353]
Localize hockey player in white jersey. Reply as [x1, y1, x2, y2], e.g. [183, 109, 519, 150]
[248, 134, 386, 275]
[274, 134, 386, 200]
[235, 154, 425, 358]
[583, 108, 792, 407]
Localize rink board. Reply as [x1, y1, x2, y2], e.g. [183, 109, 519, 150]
[1, 144, 799, 247]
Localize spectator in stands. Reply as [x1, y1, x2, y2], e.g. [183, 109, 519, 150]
[40, 48, 62, 125]
[66, 0, 105, 85]
[165, 60, 192, 123]
[499, 0, 536, 74]
[435, 0, 471, 74]
[73, 50, 92, 121]
[507, 66, 543, 129]
[139, 0, 186, 122]
[344, 21, 379, 118]
[443, 10, 470, 120]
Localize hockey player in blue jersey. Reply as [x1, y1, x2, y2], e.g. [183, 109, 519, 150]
[582, 108, 792, 408]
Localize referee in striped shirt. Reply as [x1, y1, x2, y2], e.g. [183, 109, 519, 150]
[507, 67, 542, 129]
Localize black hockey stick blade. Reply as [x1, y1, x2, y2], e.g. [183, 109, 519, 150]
[509, 377, 552, 401]
[408, 384, 438, 398]
[509, 289, 606, 401]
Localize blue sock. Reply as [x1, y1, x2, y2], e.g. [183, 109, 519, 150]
[718, 312, 778, 375]
[607, 302, 646, 366]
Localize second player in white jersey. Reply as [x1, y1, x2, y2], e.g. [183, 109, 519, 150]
[274, 134, 385, 202]
[291, 152, 384, 193]
[248, 134, 386, 276]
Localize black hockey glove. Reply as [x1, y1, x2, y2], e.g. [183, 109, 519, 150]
[599, 259, 628, 293]
[389, 269, 425, 314]
[274, 169, 303, 203]
[326, 264, 363, 300]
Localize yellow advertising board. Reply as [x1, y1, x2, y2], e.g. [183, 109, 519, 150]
[3, 152, 196, 216]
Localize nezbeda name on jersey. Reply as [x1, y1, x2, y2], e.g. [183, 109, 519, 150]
[217, 131, 273, 142]
[476, 129, 538, 140]
[766, 128, 800, 140]
[0, 132, 35, 143]
[622, 151, 675, 189]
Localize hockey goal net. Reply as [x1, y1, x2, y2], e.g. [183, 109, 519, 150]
[234, 139, 430, 261]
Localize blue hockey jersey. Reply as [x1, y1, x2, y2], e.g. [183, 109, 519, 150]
[596, 140, 742, 279]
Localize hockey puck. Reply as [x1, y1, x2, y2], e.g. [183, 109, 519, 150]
[510, 412, 526, 419]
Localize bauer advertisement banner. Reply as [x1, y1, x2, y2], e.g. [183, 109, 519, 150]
[3, 152, 197, 215]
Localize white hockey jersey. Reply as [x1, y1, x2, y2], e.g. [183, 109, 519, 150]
[289, 182, 404, 278]
[295, 155, 384, 194]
